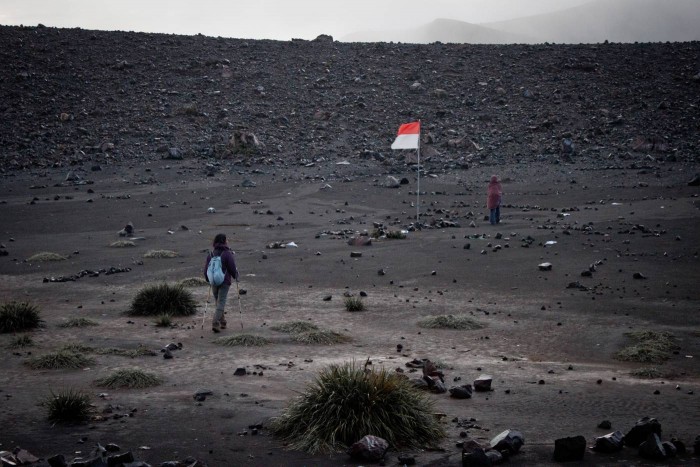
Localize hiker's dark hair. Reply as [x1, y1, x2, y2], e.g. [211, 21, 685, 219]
[213, 233, 227, 245]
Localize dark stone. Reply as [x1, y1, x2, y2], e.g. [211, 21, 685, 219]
[624, 416, 661, 448]
[633, 272, 647, 279]
[553, 435, 586, 462]
[431, 379, 447, 394]
[400, 177, 410, 185]
[661, 441, 677, 458]
[107, 451, 134, 467]
[350, 251, 362, 258]
[462, 440, 491, 467]
[670, 437, 686, 454]
[490, 429, 524, 455]
[234, 368, 247, 376]
[639, 433, 666, 460]
[687, 174, 700, 186]
[597, 420, 611, 429]
[397, 454, 416, 465]
[694, 435, 700, 455]
[47, 454, 68, 467]
[592, 431, 623, 453]
[484, 450, 503, 464]
[473, 375, 492, 392]
[449, 385, 473, 399]
[323, 295, 332, 301]
[348, 435, 389, 461]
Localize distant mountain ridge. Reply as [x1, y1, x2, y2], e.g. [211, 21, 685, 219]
[341, 0, 700, 43]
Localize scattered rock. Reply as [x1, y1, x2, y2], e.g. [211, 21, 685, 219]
[592, 431, 624, 453]
[348, 435, 388, 461]
[624, 416, 661, 448]
[553, 435, 586, 462]
[490, 429, 524, 455]
[473, 375, 492, 392]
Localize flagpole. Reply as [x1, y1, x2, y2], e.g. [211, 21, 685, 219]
[416, 120, 421, 226]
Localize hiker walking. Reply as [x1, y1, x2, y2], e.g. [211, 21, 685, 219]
[487, 175, 502, 225]
[203, 233, 240, 332]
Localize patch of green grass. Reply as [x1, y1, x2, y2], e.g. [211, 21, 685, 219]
[385, 230, 407, 239]
[154, 314, 172, 327]
[43, 389, 93, 423]
[615, 331, 679, 364]
[129, 283, 197, 316]
[95, 368, 162, 389]
[270, 362, 445, 453]
[26, 351, 95, 370]
[144, 249, 179, 259]
[60, 343, 94, 353]
[417, 314, 484, 330]
[110, 240, 136, 248]
[178, 277, 209, 287]
[270, 321, 320, 334]
[60, 342, 156, 358]
[214, 334, 269, 347]
[630, 367, 664, 379]
[344, 297, 365, 312]
[0, 301, 42, 333]
[58, 318, 98, 328]
[292, 330, 351, 345]
[27, 252, 67, 262]
[7, 334, 34, 348]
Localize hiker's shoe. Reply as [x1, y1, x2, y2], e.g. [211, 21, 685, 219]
[212, 324, 221, 333]
[220, 321, 227, 330]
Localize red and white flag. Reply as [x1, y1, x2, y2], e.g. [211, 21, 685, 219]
[391, 121, 420, 150]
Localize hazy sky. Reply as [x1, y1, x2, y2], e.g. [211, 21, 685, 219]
[0, 0, 593, 40]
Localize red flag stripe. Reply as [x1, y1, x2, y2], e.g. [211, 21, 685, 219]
[396, 121, 420, 136]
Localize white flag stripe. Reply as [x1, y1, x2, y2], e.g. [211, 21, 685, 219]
[391, 133, 420, 150]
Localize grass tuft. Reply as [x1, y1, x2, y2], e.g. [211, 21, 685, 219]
[58, 317, 98, 328]
[7, 334, 34, 348]
[144, 249, 179, 259]
[178, 277, 209, 287]
[27, 351, 95, 370]
[292, 330, 351, 345]
[60, 342, 156, 358]
[154, 314, 172, 327]
[129, 283, 197, 316]
[270, 362, 445, 453]
[44, 389, 93, 423]
[344, 297, 365, 312]
[27, 252, 67, 262]
[214, 334, 269, 347]
[95, 368, 162, 389]
[270, 321, 320, 334]
[615, 331, 679, 363]
[0, 301, 42, 333]
[417, 314, 484, 330]
[110, 240, 136, 248]
[630, 367, 665, 379]
[60, 343, 94, 353]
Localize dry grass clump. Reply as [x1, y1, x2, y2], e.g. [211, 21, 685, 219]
[95, 368, 162, 389]
[178, 277, 209, 287]
[615, 331, 679, 363]
[129, 283, 197, 316]
[630, 367, 665, 379]
[154, 314, 172, 327]
[7, 334, 34, 348]
[292, 330, 351, 345]
[60, 343, 94, 353]
[43, 389, 93, 423]
[26, 351, 95, 370]
[214, 334, 269, 347]
[58, 317, 98, 328]
[270, 321, 320, 334]
[26, 252, 67, 262]
[344, 297, 365, 312]
[110, 240, 136, 248]
[61, 342, 156, 358]
[144, 249, 179, 259]
[417, 314, 484, 330]
[270, 362, 445, 453]
[0, 301, 42, 333]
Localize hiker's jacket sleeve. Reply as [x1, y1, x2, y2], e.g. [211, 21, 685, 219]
[223, 250, 239, 282]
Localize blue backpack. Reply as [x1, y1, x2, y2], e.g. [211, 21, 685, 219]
[206, 251, 226, 286]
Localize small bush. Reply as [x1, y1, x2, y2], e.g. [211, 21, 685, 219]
[270, 362, 445, 453]
[60, 343, 156, 358]
[7, 335, 34, 348]
[178, 277, 208, 287]
[110, 240, 135, 248]
[214, 334, 269, 347]
[0, 301, 42, 333]
[44, 389, 93, 423]
[27, 351, 95, 370]
[292, 330, 351, 345]
[58, 318, 98, 328]
[417, 314, 484, 330]
[144, 249, 179, 259]
[630, 367, 664, 379]
[344, 297, 365, 312]
[615, 331, 679, 363]
[154, 314, 172, 327]
[26, 252, 67, 262]
[385, 230, 407, 239]
[95, 368, 162, 389]
[129, 283, 197, 316]
[60, 343, 94, 353]
[271, 321, 319, 334]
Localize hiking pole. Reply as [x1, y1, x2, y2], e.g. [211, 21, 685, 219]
[202, 285, 211, 330]
[236, 281, 243, 330]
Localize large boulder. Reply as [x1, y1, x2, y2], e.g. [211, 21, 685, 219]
[624, 416, 661, 448]
[553, 435, 586, 462]
[490, 429, 524, 455]
[348, 435, 389, 461]
[592, 431, 624, 453]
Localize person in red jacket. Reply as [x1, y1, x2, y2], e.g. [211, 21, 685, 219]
[203, 233, 240, 332]
[487, 175, 503, 225]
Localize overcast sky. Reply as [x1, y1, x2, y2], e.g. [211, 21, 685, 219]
[0, 0, 594, 40]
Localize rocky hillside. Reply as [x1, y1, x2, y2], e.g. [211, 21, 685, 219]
[1, 25, 698, 174]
